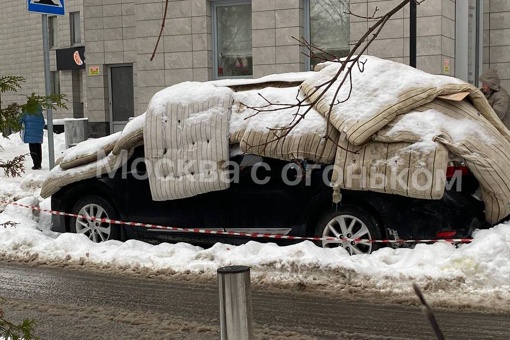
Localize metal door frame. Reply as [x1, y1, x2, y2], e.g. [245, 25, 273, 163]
[455, 0, 484, 84]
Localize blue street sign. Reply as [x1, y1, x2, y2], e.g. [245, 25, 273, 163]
[28, 0, 65, 16]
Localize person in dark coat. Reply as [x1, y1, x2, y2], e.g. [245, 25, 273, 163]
[20, 107, 45, 170]
[479, 69, 510, 129]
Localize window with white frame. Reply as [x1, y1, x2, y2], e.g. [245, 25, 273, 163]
[50, 71, 60, 95]
[48, 16, 58, 48]
[305, 0, 350, 70]
[70, 12, 81, 45]
[212, 0, 252, 78]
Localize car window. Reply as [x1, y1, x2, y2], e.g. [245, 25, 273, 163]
[239, 154, 263, 168]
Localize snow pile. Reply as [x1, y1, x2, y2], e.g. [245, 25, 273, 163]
[0, 206, 509, 310]
[0, 132, 65, 211]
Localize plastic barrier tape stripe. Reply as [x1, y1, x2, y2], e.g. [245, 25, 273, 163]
[1, 200, 473, 244]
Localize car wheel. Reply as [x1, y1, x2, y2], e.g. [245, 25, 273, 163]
[70, 196, 120, 243]
[315, 205, 382, 255]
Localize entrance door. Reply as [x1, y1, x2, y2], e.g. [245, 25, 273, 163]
[71, 69, 84, 118]
[108, 65, 134, 133]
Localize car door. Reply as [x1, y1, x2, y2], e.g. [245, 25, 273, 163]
[121, 147, 224, 235]
[221, 155, 314, 235]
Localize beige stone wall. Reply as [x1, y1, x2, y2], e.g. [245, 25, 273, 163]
[484, 0, 510, 91]
[84, 0, 136, 125]
[85, 0, 211, 117]
[84, 0, 308, 119]
[0, 2, 44, 111]
[133, 0, 307, 112]
[252, 0, 306, 77]
[0, 0, 84, 121]
[350, 0, 455, 76]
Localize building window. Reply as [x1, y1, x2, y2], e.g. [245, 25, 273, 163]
[48, 16, 58, 48]
[305, 0, 350, 70]
[70, 12, 81, 45]
[50, 71, 60, 95]
[212, 1, 252, 79]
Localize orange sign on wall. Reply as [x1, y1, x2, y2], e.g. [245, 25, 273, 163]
[89, 66, 100, 76]
[443, 58, 450, 74]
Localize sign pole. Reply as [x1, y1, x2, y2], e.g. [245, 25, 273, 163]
[41, 14, 55, 169]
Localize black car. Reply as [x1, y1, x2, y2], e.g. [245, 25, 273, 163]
[50, 145, 487, 255]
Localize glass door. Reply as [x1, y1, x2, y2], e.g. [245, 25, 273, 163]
[108, 65, 134, 133]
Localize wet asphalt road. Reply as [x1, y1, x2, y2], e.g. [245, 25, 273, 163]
[0, 260, 508, 340]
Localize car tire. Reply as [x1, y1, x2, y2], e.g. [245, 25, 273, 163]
[315, 205, 383, 255]
[70, 195, 121, 243]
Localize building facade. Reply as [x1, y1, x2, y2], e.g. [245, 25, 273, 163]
[0, 0, 509, 137]
[0, 0, 85, 122]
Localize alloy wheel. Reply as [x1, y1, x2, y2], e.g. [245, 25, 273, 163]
[75, 203, 112, 243]
[321, 214, 374, 255]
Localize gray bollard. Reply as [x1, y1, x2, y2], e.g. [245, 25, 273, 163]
[217, 265, 253, 340]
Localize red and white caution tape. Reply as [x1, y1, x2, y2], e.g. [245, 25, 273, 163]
[1, 200, 473, 244]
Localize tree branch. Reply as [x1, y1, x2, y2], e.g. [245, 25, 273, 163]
[413, 283, 445, 340]
[241, 0, 416, 157]
[0, 154, 27, 177]
[150, 0, 170, 61]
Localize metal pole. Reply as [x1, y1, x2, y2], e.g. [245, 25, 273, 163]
[475, 0, 483, 83]
[218, 265, 253, 340]
[410, 0, 417, 68]
[42, 14, 55, 169]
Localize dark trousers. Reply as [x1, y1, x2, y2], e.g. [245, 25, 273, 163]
[28, 143, 42, 168]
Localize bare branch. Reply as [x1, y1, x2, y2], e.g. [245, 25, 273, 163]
[293, 36, 339, 64]
[346, 5, 381, 20]
[0, 221, 19, 228]
[241, 0, 414, 157]
[150, 0, 170, 61]
[413, 283, 445, 340]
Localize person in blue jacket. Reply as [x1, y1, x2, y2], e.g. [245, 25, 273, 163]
[20, 106, 45, 170]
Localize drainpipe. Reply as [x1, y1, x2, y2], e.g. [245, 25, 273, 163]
[410, 0, 417, 68]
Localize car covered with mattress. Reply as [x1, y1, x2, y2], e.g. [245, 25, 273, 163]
[42, 56, 510, 254]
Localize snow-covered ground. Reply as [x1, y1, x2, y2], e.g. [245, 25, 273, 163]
[0, 132, 509, 312]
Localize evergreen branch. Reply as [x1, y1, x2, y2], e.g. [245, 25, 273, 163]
[0, 299, 39, 340]
[0, 154, 27, 177]
[0, 76, 25, 93]
[23, 93, 68, 113]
